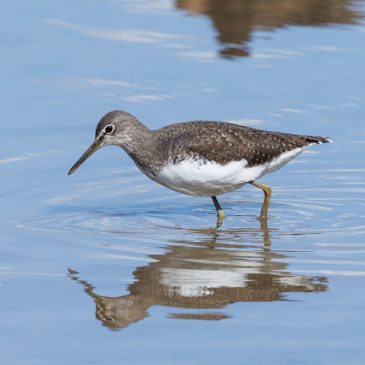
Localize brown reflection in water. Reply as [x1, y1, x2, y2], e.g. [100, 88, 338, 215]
[69, 220, 328, 330]
[176, 0, 363, 57]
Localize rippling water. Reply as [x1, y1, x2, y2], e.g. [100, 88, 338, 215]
[1, 1, 365, 364]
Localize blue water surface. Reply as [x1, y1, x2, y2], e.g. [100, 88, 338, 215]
[1, 1, 365, 364]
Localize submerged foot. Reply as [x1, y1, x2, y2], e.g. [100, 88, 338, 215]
[216, 209, 225, 228]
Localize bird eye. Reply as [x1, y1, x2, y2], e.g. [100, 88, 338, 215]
[105, 125, 114, 134]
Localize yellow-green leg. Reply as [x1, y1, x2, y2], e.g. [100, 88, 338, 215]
[211, 196, 225, 227]
[250, 181, 272, 218]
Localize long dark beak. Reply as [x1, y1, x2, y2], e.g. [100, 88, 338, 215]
[68, 138, 103, 175]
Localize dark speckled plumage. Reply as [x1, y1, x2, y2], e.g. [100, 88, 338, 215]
[95, 110, 330, 177]
[155, 120, 329, 167]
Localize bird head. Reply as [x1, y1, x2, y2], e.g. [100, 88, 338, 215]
[68, 110, 141, 175]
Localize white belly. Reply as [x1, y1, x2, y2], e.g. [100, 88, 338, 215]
[152, 147, 304, 197]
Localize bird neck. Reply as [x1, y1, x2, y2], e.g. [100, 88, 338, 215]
[118, 124, 160, 176]
[116, 120, 151, 152]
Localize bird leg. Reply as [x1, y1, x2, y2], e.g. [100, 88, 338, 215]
[250, 181, 272, 219]
[211, 196, 225, 227]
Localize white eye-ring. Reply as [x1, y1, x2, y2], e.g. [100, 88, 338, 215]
[104, 125, 114, 134]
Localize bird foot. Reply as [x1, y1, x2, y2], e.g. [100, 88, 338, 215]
[216, 210, 225, 228]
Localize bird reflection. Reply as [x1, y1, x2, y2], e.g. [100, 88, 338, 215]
[175, 0, 363, 57]
[69, 219, 328, 330]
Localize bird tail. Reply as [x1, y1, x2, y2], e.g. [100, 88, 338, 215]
[304, 135, 333, 144]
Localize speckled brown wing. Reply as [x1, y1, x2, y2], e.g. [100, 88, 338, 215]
[158, 121, 329, 166]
